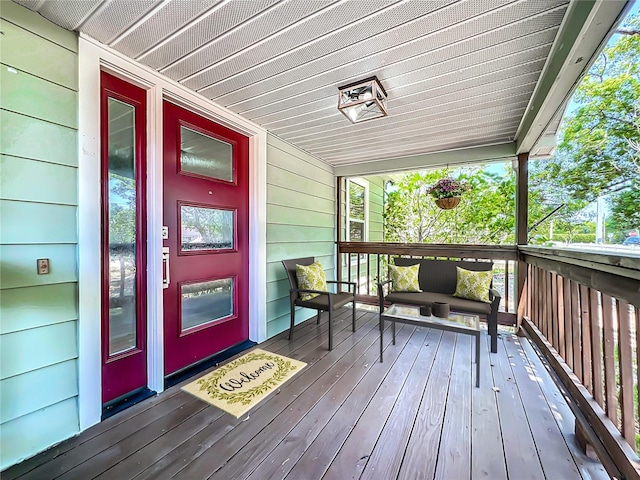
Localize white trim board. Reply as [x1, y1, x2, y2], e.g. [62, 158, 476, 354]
[77, 35, 267, 431]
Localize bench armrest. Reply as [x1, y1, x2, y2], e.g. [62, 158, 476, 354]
[290, 288, 331, 297]
[326, 280, 356, 294]
[489, 287, 502, 302]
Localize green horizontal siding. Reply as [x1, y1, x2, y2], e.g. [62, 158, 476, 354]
[0, 110, 78, 166]
[0, 283, 78, 334]
[266, 254, 335, 283]
[1, 66, 78, 128]
[0, 244, 78, 288]
[1, 155, 78, 204]
[266, 224, 333, 243]
[267, 184, 334, 212]
[267, 164, 334, 200]
[0, 3, 79, 469]
[1, 359, 78, 423]
[268, 204, 334, 227]
[0, 200, 78, 244]
[267, 241, 334, 263]
[265, 134, 336, 338]
[0, 398, 79, 469]
[369, 177, 384, 242]
[0, 18, 78, 88]
[0, 320, 78, 379]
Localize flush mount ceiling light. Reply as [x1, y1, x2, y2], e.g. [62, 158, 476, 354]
[337, 76, 388, 124]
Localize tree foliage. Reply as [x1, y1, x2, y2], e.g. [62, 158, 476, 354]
[524, 14, 640, 241]
[544, 14, 639, 215]
[384, 167, 515, 244]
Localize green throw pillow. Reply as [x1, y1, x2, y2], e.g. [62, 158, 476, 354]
[389, 264, 421, 292]
[453, 267, 492, 303]
[296, 262, 328, 301]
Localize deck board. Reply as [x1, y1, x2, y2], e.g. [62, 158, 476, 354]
[471, 331, 507, 479]
[493, 330, 546, 480]
[434, 333, 472, 480]
[396, 330, 457, 480]
[3, 309, 609, 480]
[321, 330, 443, 480]
[502, 334, 582, 480]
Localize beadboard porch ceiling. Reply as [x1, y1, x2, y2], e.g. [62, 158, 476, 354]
[13, 0, 628, 171]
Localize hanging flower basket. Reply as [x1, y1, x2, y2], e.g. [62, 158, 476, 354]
[428, 177, 471, 210]
[435, 197, 461, 210]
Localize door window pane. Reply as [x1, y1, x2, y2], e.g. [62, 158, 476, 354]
[181, 278, 234, 331]
[181, 205, 234, 252]
[180, 126, 233, 182]
[107, 98, 137, 355]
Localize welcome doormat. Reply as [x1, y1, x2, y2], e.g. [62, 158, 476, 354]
[181, 348, 306, 418]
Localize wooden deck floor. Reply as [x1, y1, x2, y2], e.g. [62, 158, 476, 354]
[4, 308, 608, 480]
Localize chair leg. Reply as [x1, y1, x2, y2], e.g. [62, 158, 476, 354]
[317, 310, 321, 324]
[328, 309, 333, 351]
[288, 301, 295, 341]
[490, 314, 498, 353]
[352, 299, 356, 332]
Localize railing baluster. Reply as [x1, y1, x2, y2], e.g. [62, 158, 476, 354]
[376, 253, 381, 295]
[356, 253, 361, 296]
[535, 267, 541, 331]
[348, 253, 352, 287]
[563, 276, 573, 370]
[557, 274, 565, 359]
[551, 272, 559, 351]
[544, 271, 551, 340]
[617, 299, 635, 450]
[367, 253, 371, 295]
[540, 268, 545, 334]
[635, 305, 640, 445]
[580, 285, 593, 393]
[570, 280, 582, 381]
[505, 260, 510, 313]
[589, 289, 603, 408]
[526, 264, 532, 322]
[602, 293, 618, 427]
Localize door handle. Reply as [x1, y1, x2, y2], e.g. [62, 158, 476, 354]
[162, 247, 170, 289]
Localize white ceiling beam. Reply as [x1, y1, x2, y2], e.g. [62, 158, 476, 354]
[334, 142, 516, 177]
[515, 0, 632, 154]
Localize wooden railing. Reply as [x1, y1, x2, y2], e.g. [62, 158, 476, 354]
[337, 242, 519, 320]
[519, 246, 640, 480]
[337, 241, 640, 477]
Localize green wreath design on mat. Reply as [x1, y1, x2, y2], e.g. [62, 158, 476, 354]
[197, 352, 299, 406]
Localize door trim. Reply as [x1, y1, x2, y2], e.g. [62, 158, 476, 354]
[78, 35, 267, 431]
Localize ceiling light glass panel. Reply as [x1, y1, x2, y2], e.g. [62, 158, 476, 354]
[338, 76, 388, 124]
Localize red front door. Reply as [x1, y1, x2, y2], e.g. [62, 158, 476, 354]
[100, 72, 148, 403]
[162, 101, 249, 375]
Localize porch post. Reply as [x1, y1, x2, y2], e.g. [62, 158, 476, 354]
[515, 152, 529, 331]
[336, 176, 343, 291]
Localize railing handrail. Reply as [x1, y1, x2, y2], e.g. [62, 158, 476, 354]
[338, 241, 519, 261]
[520, 246, 639, 308]
[519, 245, 640, 277]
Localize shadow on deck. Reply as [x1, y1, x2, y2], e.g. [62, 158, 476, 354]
[4, 308, 607, 480]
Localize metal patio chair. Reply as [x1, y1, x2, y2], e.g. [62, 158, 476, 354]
[282, 257, 356, 350]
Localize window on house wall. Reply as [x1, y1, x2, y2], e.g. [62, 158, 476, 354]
[347, 179, 368, 242]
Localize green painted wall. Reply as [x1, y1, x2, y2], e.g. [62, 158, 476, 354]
[0, 2, 79, 469]
[265, 135, 336, 337]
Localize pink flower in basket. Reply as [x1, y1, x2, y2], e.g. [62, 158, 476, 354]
[427, 177, 471, 199]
